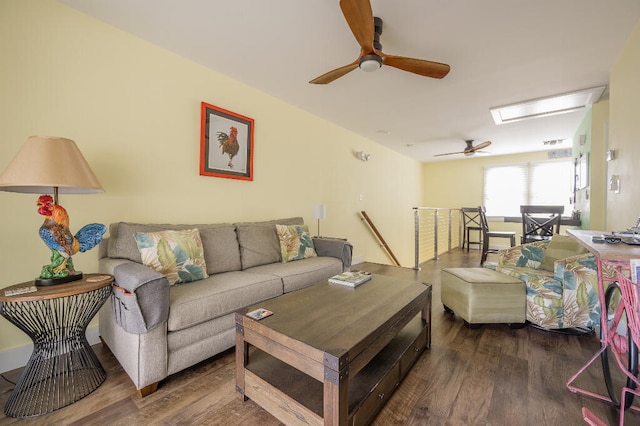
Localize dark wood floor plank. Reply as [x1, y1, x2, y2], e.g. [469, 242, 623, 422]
[372, 367, 444, 425]
[2, 248, 640, 425]
[67, 397, 139, 426]
[486, 353, 528, 426]
[445, 343, 497, 424]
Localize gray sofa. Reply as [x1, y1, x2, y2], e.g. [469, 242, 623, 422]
[97, 217, 352, 396]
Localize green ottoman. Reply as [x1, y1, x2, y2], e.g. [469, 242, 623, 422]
[441, 268, 525, 326]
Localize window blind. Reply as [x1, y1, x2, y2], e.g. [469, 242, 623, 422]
[483, 159, 572, 216]
[529, 160, 572, 212]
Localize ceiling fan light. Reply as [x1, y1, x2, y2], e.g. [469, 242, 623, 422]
[359, 54, 382, 72]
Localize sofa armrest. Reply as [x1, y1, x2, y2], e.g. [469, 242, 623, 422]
[498, 241, 548, 269]
[553, 252, 601, 326]
[111, 262, 170, 334]
[554, 253, 618, 288]
[554, 252, 597, 288]
[98, 237, 109, 259]
[553, 252, 595, 274]
[313, 237, 353, 270]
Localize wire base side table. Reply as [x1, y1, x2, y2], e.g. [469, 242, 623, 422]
[0, 274, 113, 418]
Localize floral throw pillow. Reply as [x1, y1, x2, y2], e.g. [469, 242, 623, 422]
[276, 224, 317, 263]
[135, 228, 208, 285]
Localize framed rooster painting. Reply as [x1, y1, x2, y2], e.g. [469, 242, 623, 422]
[200, 102, 254, 181]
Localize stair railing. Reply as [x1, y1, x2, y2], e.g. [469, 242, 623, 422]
[413, 207, 462, 270]
[359, 211, 401, 266]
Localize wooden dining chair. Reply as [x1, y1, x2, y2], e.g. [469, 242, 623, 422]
[479, 206, 516, 265]
[520, 205, 564, 244]
[461, 207, 482, 252]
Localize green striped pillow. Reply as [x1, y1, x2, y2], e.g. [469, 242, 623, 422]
[539, 235, 588, 272]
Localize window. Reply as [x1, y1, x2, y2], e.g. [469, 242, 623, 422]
[483, 160, 572, 216]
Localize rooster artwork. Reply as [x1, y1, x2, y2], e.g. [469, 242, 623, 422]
[36, 194, 107, 284]
[217, 126, 240, 168]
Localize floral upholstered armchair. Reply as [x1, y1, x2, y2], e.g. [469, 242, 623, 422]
[484, 236, 616, 330]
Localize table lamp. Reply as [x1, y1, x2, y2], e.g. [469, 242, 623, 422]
[312, 204, 326, 237]
[0, 136, 106, 285]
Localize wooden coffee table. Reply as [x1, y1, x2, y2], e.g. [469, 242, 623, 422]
[235, 274, 431, 425]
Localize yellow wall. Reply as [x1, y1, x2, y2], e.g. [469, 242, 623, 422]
[570, 100, 608, 230]
[589, 101, 609, 230]
[0, 0, 423, 352]
[422, 151, 566, 238]
[608, 19, 640, 231]
[572, 110, 592, 227]
[422, 151, 551, 208]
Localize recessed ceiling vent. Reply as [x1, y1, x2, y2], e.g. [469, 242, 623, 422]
[490, 86, 606, 125]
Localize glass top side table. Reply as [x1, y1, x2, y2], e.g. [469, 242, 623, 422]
[0, 274, 113, 418]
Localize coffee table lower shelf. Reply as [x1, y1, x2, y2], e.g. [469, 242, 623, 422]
[243, 315, 427, 426]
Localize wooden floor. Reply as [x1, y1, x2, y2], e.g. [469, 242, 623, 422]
[1, 249, 636, 425]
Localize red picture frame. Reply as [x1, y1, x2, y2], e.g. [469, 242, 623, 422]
[200, 102, 254, 181]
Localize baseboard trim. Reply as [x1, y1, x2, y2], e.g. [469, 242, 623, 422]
[352, 255, 365, 265]
[0, 325, 100, 373]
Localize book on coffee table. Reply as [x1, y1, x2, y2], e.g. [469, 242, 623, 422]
[328, 271, 372, 287]
[246, 308, 273, 320]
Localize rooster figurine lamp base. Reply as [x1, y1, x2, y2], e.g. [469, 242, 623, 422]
[36, 242, 84, 286]
[36, 273, 83, 287]
[35, 194, 106, 287]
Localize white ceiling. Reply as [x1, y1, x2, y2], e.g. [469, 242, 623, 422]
[58, 0, 640, 162]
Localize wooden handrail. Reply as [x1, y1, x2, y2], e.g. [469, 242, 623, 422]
[359, 211, 401, 266]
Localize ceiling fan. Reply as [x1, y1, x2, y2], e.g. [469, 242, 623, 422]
[309, 0, 450, 84]
[434, 140, 492, 157]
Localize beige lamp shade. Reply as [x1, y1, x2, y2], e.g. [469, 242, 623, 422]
[312, 204, 326, 220]
[0, 136, 104, 195]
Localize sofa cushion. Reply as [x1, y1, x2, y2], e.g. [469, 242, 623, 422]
[235, 217, 304, 269]
[498, 241, 547, 269]
[247, 256, 343, 293]
[167, 271, 283, 332]
[135, 228, 208, 285]
[276, 224, 317, 263]
[107, 222, 241, 274]
[198, 225, 242, 274]
[539, 235, 588, 272]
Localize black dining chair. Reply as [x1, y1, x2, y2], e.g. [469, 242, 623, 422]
[461, 207, 482, 252]
[479, 206, 516, 265]
[520, 205, 564, 244]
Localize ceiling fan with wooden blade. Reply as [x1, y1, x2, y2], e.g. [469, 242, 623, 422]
[309, 0, 450, 84]
[434, 140, 492, 157]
